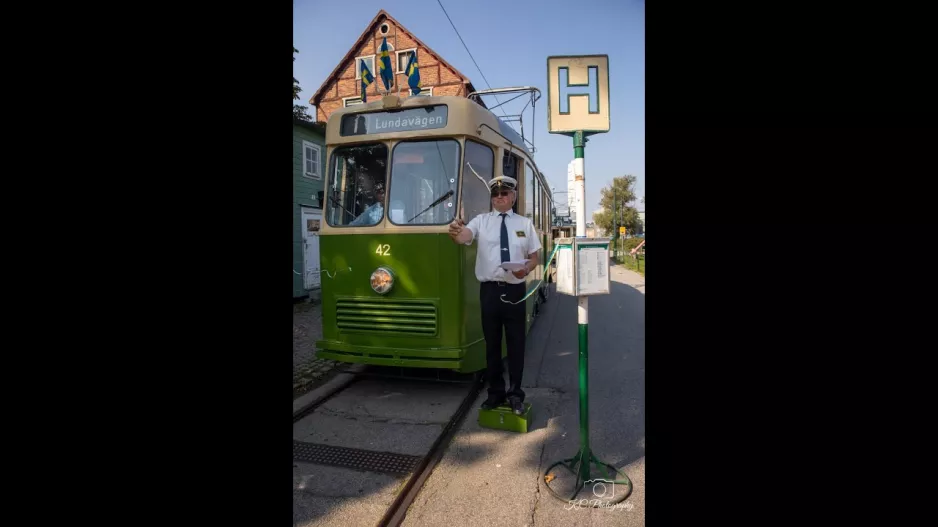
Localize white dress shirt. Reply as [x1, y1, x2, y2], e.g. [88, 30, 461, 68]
[464, 209, 542, 284]
[349, 203, 383, 226]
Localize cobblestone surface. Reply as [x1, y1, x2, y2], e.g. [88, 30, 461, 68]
[293, 300, 340, 397]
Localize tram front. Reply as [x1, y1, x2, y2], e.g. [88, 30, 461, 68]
[315, 96, 492, 373]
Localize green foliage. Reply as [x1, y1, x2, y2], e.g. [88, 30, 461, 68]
[622, 237, 644, 251]
[592, 175, 641, 235]
[613, 239, 645, 276]
[294, 46, 312, 122]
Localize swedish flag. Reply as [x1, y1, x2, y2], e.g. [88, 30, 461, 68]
[377, 37, 393, 91]
[360, 59, 374, 102]
[405, 50, 422, 96]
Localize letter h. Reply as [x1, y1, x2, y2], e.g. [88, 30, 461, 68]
[558, 66, 599, 114]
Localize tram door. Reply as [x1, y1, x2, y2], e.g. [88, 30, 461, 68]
[302, 207, 321, 289]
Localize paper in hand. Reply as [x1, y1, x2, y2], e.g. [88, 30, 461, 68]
[499, 259, 529, 272]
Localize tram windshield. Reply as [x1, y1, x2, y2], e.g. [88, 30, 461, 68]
[387, 139, 461, 225]
[326, 143, 389, 227]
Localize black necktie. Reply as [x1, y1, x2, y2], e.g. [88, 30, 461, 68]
[500, 213, 509, 263]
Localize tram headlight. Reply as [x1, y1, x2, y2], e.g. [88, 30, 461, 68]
[370, 267, 394, 295]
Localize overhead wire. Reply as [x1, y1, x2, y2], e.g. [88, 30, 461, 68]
[434, 0, 509, 119]
[434, 0, 538, 153]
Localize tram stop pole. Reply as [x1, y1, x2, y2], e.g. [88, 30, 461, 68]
[542, 55, 632, 507]
[573, 131, 590, 483]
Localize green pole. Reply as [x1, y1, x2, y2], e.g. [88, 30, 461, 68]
[542, 60, 632, 507]
[573, 130, 591, 482]
[543, 132, 632, 506]
[573, 130, 585, 158]
[577, 317, 590, 481]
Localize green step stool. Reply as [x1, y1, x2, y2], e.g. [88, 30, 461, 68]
[478, 402, 534, 433]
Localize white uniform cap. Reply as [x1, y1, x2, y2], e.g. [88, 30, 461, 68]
[488, 176, 517, 190]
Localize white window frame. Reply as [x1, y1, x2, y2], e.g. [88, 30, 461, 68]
[355, 54, 376, 80]
[413, 86, 433, 97]
[396, 48, 417, 73]
[357, 44, 395, 87]
[302, 140, 321, 180]
[343, 96, 364, 107]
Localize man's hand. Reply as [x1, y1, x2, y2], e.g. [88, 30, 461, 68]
[448, 218, 465, 238]
[511, 261, 533, 279]
[512, 252, 539, 279]
[450, 217, 473, 244]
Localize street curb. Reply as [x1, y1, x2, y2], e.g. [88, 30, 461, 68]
[292, 363, 366, 415]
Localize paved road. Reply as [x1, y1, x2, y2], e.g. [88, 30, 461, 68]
[402, 263, 646, 527]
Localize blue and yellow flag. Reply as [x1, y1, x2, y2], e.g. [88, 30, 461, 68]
[405, 50, 422, 96]
[360, 59, 374, 102]
[377, 37, 393, 91]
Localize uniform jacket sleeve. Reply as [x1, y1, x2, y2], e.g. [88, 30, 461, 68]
[464, 214, 482, 245]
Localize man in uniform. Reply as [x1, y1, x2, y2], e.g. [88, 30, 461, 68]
[349, 186, 385, 226]
[448, 176, 541, 414]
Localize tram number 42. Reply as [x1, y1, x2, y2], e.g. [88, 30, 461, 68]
[375, 244, 391, 256]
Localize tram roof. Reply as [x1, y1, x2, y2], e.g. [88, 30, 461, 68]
[324, 95, 532, 157]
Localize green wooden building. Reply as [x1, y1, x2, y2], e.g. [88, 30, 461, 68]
[293, 119, 327, 299]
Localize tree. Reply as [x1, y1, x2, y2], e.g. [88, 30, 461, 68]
[293, 46, 312, 121]
[591, 175, 641, 236]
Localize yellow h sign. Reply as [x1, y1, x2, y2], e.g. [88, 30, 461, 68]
[547, 55, 611, 134]
[619, 226, 626, 235]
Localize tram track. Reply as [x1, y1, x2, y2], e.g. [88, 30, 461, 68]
[292, 368, 361, 424]
[293, 365, 484, 527]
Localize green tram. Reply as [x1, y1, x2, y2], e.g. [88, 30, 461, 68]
[315, 91, 555, 373]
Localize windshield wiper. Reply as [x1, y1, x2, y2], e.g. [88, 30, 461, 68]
[329, 195, 355, 220]
[408, 189, 454, 223]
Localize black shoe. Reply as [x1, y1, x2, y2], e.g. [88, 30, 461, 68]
[481, 395, 506, 410]
[508, 396, 524, 415]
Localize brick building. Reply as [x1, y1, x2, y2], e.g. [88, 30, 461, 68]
[309, 9, 486, 123]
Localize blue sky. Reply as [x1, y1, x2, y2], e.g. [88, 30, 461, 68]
[294, 0, 644, 220]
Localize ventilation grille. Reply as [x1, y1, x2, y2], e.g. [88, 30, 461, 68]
[336, 299, 437, 335]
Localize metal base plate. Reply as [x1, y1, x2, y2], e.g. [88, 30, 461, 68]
[293, 440, 422, 475]
[478, 402, 534, 433]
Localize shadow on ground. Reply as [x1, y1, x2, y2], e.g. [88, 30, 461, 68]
[293, 266, 645, 527]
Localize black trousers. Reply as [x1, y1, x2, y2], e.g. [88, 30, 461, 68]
[480, 281, 526, 401]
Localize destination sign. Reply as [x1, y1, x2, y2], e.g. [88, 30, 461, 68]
[340, 105, 448, 136]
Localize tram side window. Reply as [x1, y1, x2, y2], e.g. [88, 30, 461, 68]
[547, 190, 553, 230]
[535, 175, 540, 230]
[528, 162, 541, 229]
[502, 151, 520, 214]
[542, 174, 552, 231]
[502, 150, 516, 179]
[539, 172, 548, 231]
[540, 188, 545, 232]
[326, 144, 389, 227]
[463, 140, 494, 220]
[388, 139, 461, 225]
[524, 161, 534, 221]
[541, 188, 553, 232]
